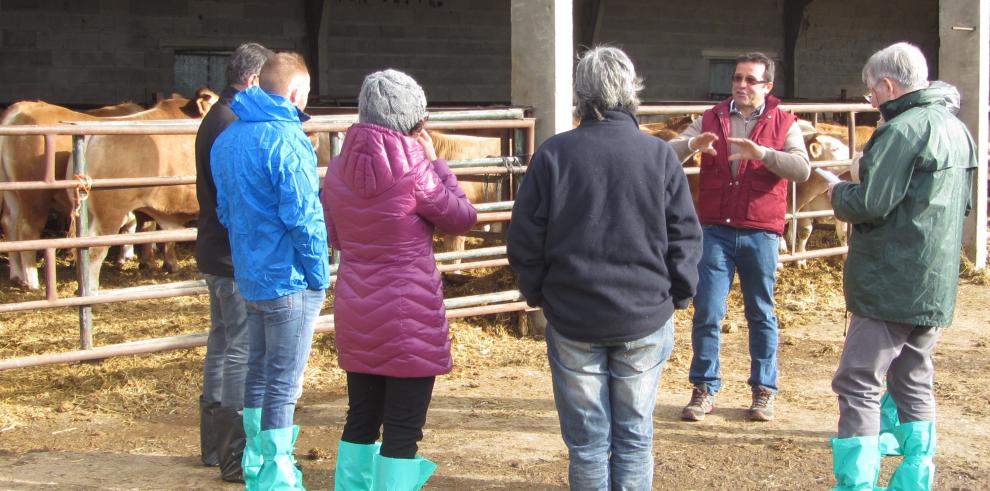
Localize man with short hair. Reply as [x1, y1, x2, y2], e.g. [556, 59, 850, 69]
[211, 52, 329, 490]
[194, 41, 273, 483]
[670, 52, 811, 422]
[826, 42, 977, 490]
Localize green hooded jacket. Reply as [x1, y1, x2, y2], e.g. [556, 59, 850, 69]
[831, 87, 978, 327]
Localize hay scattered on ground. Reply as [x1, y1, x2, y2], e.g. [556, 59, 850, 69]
[960, 254, 990, 285]
[0, 228, 975, 426]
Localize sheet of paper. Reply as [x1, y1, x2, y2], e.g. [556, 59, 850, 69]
[815, 168, 841, 184]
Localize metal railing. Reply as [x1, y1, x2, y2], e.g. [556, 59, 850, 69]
[0, 109, 535, 369]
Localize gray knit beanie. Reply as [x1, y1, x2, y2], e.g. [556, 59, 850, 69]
[358, 69, 427, 133]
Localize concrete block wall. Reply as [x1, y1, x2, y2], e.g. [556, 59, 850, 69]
[795, 0, 938, 99]
[321, 0, 511, 104]
[0, 0, 945, 107]
[0, 0, 308, 107]
[593, 0, 788, 101]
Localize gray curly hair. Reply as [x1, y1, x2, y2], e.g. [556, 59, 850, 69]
[574, 46, 644, 121]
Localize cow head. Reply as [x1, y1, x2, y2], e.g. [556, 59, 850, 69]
[807, 134, 849, 161]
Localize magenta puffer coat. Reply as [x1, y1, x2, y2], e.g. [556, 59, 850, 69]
[322, 123, 477, 377]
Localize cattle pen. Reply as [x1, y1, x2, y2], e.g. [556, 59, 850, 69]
[0, 102, 873, 371]
[0, 109, 534, 369]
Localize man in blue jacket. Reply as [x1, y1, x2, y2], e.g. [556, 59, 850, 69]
[211, 52, 329, 490]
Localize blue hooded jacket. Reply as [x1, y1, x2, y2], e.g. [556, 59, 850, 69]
[210, 86, 330, 301]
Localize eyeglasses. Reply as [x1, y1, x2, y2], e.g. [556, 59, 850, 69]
[863, 80, 884, 104]
[731, 74, 769, 86]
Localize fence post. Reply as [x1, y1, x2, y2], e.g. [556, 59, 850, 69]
[847, 111, 858, 153]
[72, 135, 93, 350]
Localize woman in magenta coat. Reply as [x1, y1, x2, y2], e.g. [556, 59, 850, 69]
[323, 69, 477, 491]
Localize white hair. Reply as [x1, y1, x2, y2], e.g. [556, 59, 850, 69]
[574, 46, 643, 121]
[862, 42, 929, 92]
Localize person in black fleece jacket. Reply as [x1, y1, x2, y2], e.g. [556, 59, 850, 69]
[193, 42, 273, 483]
[507, 46, 702, 490]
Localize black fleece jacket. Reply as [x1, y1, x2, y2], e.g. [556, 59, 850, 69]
[195, 85, 238, 277]
[507, 109, 702, 343]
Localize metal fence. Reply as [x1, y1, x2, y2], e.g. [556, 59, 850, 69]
[0, 109, 535, 370]
[0, 102, 879, 370]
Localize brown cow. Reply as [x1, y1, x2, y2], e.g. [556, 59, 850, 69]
[641, 115, 701, 208]
[0, 100, 153, 289]
[0, 91, 216, 290]
[811, 121, 876, 152]
[427, 131, 506, 265]
[65, 90, 219, 291]
[784, 131, 853, 267]
[83, 102, 146, 117]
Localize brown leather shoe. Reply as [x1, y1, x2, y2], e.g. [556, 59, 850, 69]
[681, 387, 715, 421]
[748, 387, 775, 422]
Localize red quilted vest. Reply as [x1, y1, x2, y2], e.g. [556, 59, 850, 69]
[697, 96, 796, 235]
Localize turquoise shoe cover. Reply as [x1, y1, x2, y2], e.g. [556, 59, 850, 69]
[371, 454, 437, 491]
[242, 407, 263, 490]
[830, 435, 881, 491]
[333, 441, 381, 491]
[879, 392, 902, 456]
[257, 426, 305, 490]
[887, 421, 936, 491]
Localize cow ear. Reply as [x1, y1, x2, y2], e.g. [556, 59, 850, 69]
[808, 141, 823, 160]
[196, 89, 218, 116]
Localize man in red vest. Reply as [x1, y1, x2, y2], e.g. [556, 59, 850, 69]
[670, 52, 810, 422]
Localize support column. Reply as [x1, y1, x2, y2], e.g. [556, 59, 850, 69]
[511, 0, 573, 145]
[511, 0, 573, 335]
[318, 0, 333, 99]
[940, 0, 988, 269]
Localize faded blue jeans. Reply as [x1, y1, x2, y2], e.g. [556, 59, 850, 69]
[243, 288, 325, 430]
[546, 318, 674, 491]
[202, 274, 249, 408]
[689, 225, 780, 394]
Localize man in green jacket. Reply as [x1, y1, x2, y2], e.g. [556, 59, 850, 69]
[826, 42, 978, 490]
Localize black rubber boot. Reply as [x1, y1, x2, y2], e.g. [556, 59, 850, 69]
[199, 394, 221, 467]
[215, 407, 247, 483]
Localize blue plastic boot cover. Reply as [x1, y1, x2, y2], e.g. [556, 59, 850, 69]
[242, 407, 264, 490]
[830, 435, 881, 491]
[878, 392, 902, 457]
[333, 441, 382, 491]
[371, 454, 438, 491]
[887, 421, 936, 491]
[257, 426, 305, 491]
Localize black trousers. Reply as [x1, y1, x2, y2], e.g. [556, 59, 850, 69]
[341, 371, 436, 459]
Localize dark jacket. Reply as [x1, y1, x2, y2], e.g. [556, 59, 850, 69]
[195, 85, 238, 277]
[831, 87, 978, 326]
[507, 109, 703, 343]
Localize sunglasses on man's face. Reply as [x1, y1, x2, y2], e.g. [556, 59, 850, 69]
[731, 74, 769, 86]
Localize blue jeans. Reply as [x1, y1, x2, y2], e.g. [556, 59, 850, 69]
[689, 225, 779, 393]
[546, 318, 674, 491]
[202, 274, 249, 409]
[243, 288, 325, 430]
